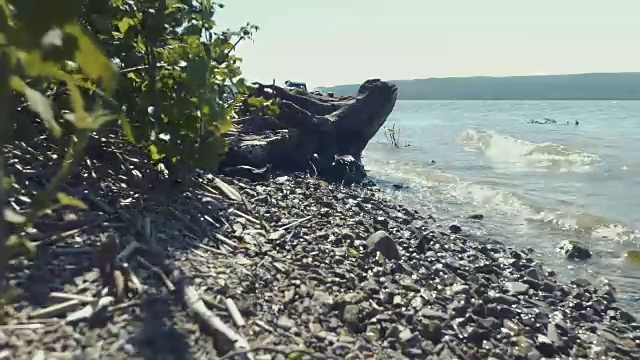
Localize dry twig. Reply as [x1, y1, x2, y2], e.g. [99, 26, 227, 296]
[231, 209, 260, 225]
[224, 298, 245, 327]
[183, 286, 253, 359]
[49, 292, 95, 303]
[278, 216, 313, 231]
[137, 257, 175, 292]
[219, 346, 336, 360]
[30, 300, 82, 319]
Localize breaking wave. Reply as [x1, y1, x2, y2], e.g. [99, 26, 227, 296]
[456, 129, 601, 172]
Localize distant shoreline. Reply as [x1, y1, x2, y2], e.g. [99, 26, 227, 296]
[388, 99, 640, 101]
[318, 72, 640, 100]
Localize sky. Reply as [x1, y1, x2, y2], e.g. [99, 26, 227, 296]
[216, 0, 640, 89]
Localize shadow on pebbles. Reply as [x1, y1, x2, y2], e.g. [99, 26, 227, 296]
[1, 174, 639, 359]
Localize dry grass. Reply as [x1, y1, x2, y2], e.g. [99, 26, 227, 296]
[383, 124, 411, 148]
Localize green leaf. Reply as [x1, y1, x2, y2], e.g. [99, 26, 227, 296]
[247, 96, 266, 108]
[148, 144, 163, 161]
[56, 192, 88, 209]
[116, 17, 135, 34]
[287, 351, 310, 360]
[346, 247, 360, 258]
[7, 234, 36, 257]
[63, 23, 118, 93]
[13, 77, 62, 138]
[3, 208, 26, 224]
[120, 115, 136, 143]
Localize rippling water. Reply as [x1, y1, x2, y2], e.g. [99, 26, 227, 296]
[363, 100, 640, 312]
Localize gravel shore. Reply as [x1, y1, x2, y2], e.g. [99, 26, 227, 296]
[1, 172, 639, 359]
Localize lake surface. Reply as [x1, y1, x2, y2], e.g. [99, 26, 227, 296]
[363, 100, 640, 312]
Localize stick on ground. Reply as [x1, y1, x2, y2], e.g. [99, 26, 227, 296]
[183, 286, 253, 360]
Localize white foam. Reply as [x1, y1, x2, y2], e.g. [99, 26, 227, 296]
[364, 157, 637, 244]
[457, 129, 600, 172]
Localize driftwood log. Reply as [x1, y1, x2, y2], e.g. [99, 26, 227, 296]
[222, 79, 398, 184]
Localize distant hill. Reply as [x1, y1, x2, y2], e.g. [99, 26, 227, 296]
[317, 73, 640, 100]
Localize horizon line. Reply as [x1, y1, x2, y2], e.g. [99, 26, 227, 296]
[316, 71, 640, 88]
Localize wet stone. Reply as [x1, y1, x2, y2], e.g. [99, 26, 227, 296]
[420, 319, 443, 343]
[525, 267, 544, 282]
[342, 305, 360, 328]
[467, 327, 491, 344]
[535, 334, 557, 358]
[491, 293, 519, 306]
[372, 217, 390, 230]
[506, 281, 529, 295]
[541, 281, 557, 294]
[572, 278, 591, 288]
[398, 328, 420, 347]
[557, 240, 592, 260]
[419, 308, 449, 320]
[448, 224, 462, 234]
[468, 214, 484, 220]
[366, 231, 401, 261]
[276, 316, 295, 330]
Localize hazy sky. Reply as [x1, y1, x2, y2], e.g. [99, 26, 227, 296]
[217, 0, 640, 88]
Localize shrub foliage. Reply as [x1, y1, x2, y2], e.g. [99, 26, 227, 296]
[0, 0, 259, 317]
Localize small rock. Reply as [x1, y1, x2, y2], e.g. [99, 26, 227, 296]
[492, 293, 519, 305]
[312, 291, 334, 305]
[448, 224, 462, 234]
[467, 328, 490, 343]
[547, 323, 560, 344]
[513, 336, 535, 356]
[557, 240, 592, 260]
[123, 344, 136, 356]
[541, 281, 557, 294]
[342, 304, 360, 327]
[525, 267, 544, 282]
[398, 328, 419, 347]
[506, 282, 530, 294]
[366, 231, 401, 260]
[365, 325, 380, 341]
[503, 319, 521, 335]
[451, 284, 470, 295]
[410, 296, 424, 309]
[527, 348, 543, 360]
[420, 319, 443, 342]
[535, 334, 557, 357]
[572, 278, 591, 288]
[268, 230, 287, 241]
[340, 291, 367, 304]
[392, 184, 405, 190]
[372, 216, 390, 230]
[419, 307, 448, 320]
[276, 316, 295, 330]
[619, 310, 637, 324]
[448, 300, 468, 317]
[471, 303, 487, 317]
[31, 350, 45, 360]
[403, 348, 424, 357]
[468, 214, 484, 220]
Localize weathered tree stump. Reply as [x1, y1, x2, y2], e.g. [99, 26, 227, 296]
[222, 79, 398, 184]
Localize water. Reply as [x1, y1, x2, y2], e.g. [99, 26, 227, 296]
[363, 100, 640, 312]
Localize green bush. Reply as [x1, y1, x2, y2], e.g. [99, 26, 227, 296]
[0, 0, 261, 319]
[81, 0, 259, 173]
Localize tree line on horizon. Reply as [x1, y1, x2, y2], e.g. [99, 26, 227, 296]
[319, 72, 640, 100]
